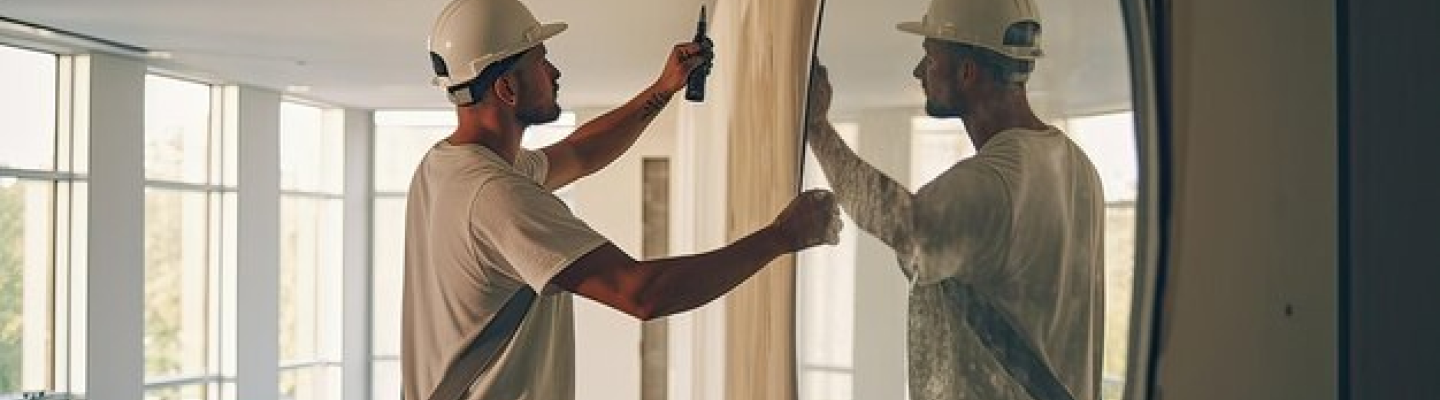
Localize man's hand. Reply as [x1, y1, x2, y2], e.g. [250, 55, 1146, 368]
[807, 62, 834, 127]
[770, 189, 843, 252]
[654, 41, 714, 94]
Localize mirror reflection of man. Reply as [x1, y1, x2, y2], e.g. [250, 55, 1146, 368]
[404, 0, 843, 399]
[806, 0, 1104, 398]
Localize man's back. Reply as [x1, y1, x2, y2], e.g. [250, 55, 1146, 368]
[906, 127, 1104, 400]
[402, 142, 606, 400]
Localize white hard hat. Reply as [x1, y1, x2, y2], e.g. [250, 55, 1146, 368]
[427, 0, 567, 104]
[897, 0, 1044, 60]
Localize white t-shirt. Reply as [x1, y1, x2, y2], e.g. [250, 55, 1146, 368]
[402, 141, 608, 400]
[903, 128, 1104, 400]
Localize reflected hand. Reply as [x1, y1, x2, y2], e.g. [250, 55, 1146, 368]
[655, 41, 714, 94]
[771, 189, 843, 252]
[807, 62, 834, 126]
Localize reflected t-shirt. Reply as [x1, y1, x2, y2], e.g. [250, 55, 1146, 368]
[402, 142, 607, 400]
[904, 127, 1104, 400]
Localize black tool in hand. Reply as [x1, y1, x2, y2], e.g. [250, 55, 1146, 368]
[685, 5, 712, 102]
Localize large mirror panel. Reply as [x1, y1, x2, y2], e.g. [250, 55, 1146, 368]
[797, 0, 1148, 399]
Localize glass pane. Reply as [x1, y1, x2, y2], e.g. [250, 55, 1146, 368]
[372, 123, 450, 193]
[145, 75, 213, 184]
[1068, 112, 1139, 203]
[800, 371, 853, 400]
[280, 365, 341, 400]
[372, 360, 400, 400]
[143, 382, 206, 400]
[796, 127, 858, 377]
[280, 102, 343, 193]
[144, 189, 211, 378]
[1102, 205, 1136, 399]
[909, 117, 974, 188]
[279, 197, 343, 363]
[0, 45, 58, 172]
[0, 178, 54, 393]
[218, 192, 239, 383]
[371, 197, 406, 357]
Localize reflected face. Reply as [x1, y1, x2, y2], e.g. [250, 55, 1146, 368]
[514, 44, 563, 125]
[916, 39, 966, 118]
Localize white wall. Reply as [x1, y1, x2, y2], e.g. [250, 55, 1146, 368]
[1157, 1, 1337, 399]
[81, 52, 146, 400]
[233, 85, 282, 400]
[341, 110, 375, 400]
[567, 105, 681, 400]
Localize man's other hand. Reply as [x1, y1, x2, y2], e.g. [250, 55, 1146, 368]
[771, 189, 843, 252]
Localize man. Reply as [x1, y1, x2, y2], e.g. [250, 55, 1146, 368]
[805, 0, 1104, 398]
[403, 0, 843, 399]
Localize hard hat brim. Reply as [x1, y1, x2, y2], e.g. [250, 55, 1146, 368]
[500, 22, 567, 62]
[896, 21, 929, 38]
[895, 21, 1043, 60]
[531, 22, 568, 46]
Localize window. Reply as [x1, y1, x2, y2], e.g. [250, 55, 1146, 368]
[0, 43, 67, 398]
[796, 122, 860, 400]
[369, 110, 576, 398]
[279, 101, 344, 400]
[1063, 111, 1139, 399]
[142, 74, 236, 400]
[909, 117, 974, 188]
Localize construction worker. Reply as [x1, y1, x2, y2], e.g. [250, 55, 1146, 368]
[805, 0, 1104, 398]
[403, 0, 842, 399]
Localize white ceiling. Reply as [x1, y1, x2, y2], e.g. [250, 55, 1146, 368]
[0, 0, 697, 110]
[0, 0, 1132, 114]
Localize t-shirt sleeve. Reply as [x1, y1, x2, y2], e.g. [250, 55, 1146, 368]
[513, 148, 550, 185]
[471, 177, 607, 294]
[910, 164, 1011, 286]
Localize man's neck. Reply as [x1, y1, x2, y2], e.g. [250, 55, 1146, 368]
[961, 93, 1049, 149]
[448, 107, 525, 165]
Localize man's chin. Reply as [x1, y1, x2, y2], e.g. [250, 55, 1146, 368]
[520, 105, 563, 125]
[924, 102, 962, 118]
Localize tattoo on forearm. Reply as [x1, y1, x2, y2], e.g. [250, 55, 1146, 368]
[640, 92, 669, 119]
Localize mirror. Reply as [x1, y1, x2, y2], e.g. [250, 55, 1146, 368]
[796, 0, 1148, 399]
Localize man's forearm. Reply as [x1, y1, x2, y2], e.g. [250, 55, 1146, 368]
[807, 120, 915, 255]
[563, 84, 676, 175]
[634, 227, 790, 319]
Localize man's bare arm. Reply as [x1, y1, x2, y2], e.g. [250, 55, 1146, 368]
[805, 65, 916, 269]
[541, 43, 711, 190]
[553, 190, 840, 321]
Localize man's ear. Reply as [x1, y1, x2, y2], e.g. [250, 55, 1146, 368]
[958, 58, 979, 90]
[494, 74, 519, 106]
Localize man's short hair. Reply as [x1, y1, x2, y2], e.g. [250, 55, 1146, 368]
[944, 21, 1040, 86]
[435, 50, 526, 105]
[469, 50, 527, 101]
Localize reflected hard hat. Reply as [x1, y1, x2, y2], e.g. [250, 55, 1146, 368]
[427, 0, 567, 104]
[897, 0, 1044, 60]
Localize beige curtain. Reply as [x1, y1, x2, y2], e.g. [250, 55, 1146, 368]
[719, 0, 820, 399]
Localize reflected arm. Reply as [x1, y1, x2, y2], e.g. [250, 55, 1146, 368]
[806, 119, 916, 278]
